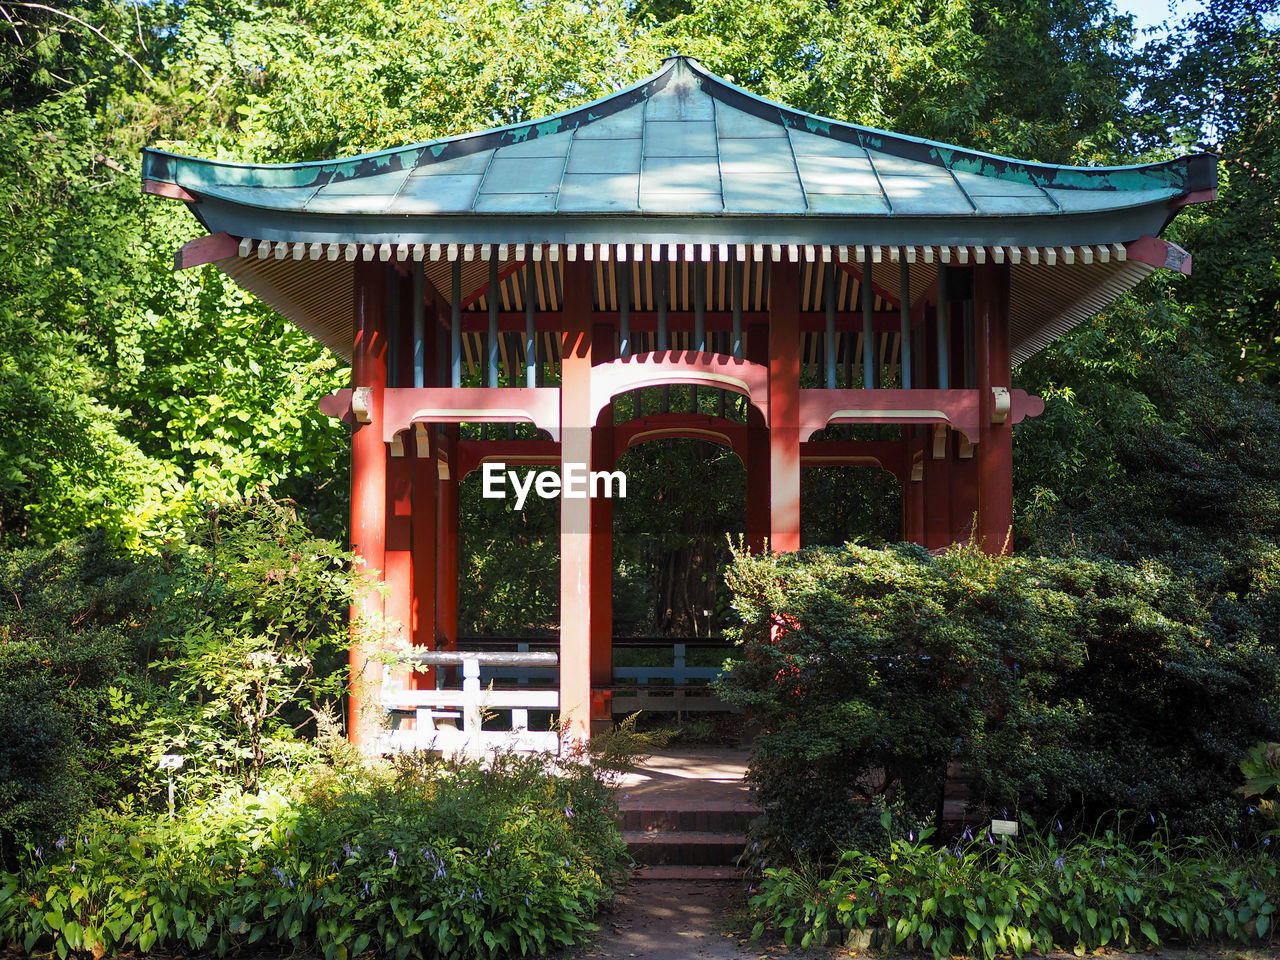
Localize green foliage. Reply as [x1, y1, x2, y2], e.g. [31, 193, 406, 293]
[154, 497, 369, 793]
[1242, 741, 1280, 834]
[0, 534, 171, 858]
[0, 753, 628, 959]
[0, 497, 367, 852]
[749, 820, 1279, 956]
[718, 543, 1280, 862]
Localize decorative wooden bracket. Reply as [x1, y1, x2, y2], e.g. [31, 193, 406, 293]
[932, 424, 948, 459]
[911, 450, 924, 482]
[991, 386, 1011, 424]
[351, 387, 374, 424]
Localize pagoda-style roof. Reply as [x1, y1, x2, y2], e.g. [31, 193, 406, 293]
[141, 56, 1215, 364]
[145, 56, 1212, 245]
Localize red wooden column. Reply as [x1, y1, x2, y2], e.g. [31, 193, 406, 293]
[412, 432, 437, 687]
[436, 426, 459, 652]
[410, 290, 439, 689]
[589, 320, 614, 730]
[768, 262, 802, 552]
[745, 320, 770, 552]
[949, 295, 980, 544]
[349, 260, 388, 748]
[560, 261, 594, 746]
[385, 272, 415, 664]
[975, 263, 1013, 554]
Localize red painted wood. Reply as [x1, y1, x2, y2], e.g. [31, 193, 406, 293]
[381, 387, 562, 444]
[590, 321, 615, 697]
[745, 323, 769, 552]
[923, 436, 952, 549]
[411, 433, 437, 688]
[142, 179, 199, 203]
[798, 439, 908, 481]
[950, 435, 980, 546]
[385, 275, 416, 691]
[560, 261, 594, 746]
[975, 263, 1013, 554]
[457, 439, 561, 478]
[1169, 188, 1217, 209]
[798, 388, 982, 441]
[615, 413, 747, 463]
[349, 260, 388, 748]
[436, 427, 459, 652]
[462, 310, 907, 333]
[769, 263, 802, 552]
[173, 232, 238, 270]
[588, 351, 769, 426]
[1125, 236, 1193, 275]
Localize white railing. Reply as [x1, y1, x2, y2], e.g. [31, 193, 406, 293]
[462, 638, 738, 714]
[380, 651, 559, 756]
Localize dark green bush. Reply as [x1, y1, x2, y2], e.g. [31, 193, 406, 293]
[749, 819, 1279, 957]
[0, 533, 171, 857]
[718, 544, 1280, 863]
[0, 753, 628, 959]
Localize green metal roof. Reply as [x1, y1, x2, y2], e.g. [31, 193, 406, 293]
[143, 56, 1214, 248]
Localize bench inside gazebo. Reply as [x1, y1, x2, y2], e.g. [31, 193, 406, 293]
[142, 55, 1215, 752]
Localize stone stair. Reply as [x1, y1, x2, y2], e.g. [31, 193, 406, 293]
[614, 747, 759, 881]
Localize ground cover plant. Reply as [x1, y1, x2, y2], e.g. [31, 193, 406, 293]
[0, 752, 628, 960]
[748, 816, 1279, 958]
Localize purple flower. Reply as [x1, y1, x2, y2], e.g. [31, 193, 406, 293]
[362, 881, 370, 898]
[55, 836, 66, 852]
[1149, 813, 1156, 824]
[271, 866, 294, 888]
[1055, 820, 1062, 832]
[388, 848, 399, 867]
[564, 806, 575, 818]
[1054, 856, 1065, 872]
[908, 830, 914, 842]
[33, 847, 43, 861]
[962, 827, 974, 842]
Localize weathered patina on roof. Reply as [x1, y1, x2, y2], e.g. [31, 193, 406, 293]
[142, 56, 1215, 248]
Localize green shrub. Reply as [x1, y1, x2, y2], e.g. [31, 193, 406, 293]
[0, 753, 628, 959]
[0, 533, 171, 857]
[718, 543, 1280, 862]
[749, 818, 1279, 957]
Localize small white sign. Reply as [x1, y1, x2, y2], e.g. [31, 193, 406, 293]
[991, 819, 1019, 836]
[158, 754, 185, 770]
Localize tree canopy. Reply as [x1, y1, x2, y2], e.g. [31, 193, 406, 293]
[0, 0, 1277, 631]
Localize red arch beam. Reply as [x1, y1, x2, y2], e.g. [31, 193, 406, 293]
[589, 351, 770, 426]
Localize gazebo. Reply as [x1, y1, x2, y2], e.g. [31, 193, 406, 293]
[141, 56, 1216, 748]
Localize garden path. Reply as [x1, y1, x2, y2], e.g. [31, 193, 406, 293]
[568, 747, 850, 960]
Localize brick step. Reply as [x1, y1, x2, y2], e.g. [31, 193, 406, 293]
[618, 805, 757, 833]
[629, 864, 743, 882]
[624, 830, 747, 866]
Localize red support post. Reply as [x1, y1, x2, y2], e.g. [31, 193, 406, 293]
[410, 290, 439, 689]
[745, 322, 770, 552]
[411, 437, 437, 687]
[436, 426, 459, 652]
[768, 263, 802, 552]
[975, 263, 1014, 554]
[349, 260, 388, 749]
[560, 261, 594, 747]
[385, 273, 415, 666]
[589, 321, 614, 730]
[923, 435, 952, 550]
